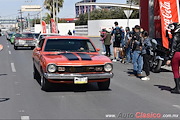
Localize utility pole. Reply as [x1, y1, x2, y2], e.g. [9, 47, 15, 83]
[19, 10, 23, 33]
[56, 0, 58, 24]
[53, 0, 55, 20]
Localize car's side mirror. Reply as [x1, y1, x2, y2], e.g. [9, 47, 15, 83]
[36, 47, 41, 51]
[0, 44, 3, 51]
[96, 48, 100, 51]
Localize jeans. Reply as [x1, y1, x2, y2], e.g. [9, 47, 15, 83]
[102, 42, 106, 52]
[125, 46, 131, 63]
[105, 45, 111, 56]
[132, 51, 143, 74]
[142, 54, 151, 76]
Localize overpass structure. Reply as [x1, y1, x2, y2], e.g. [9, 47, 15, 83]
[75, 2, 140, 10]
[0, 19, 17, 24]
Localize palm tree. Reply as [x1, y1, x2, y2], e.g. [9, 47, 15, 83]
[44, 13, 51, 24]
[44, 0, 64, 18]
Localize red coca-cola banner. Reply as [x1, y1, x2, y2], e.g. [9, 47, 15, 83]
[41, 21, 47, 33]
[50, 18, 58, 33]
[159, 0, 179, 49]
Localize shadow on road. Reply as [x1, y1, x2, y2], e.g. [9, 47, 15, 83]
[160, 68, 172, 72]
[0, 98, 10, 102]
[35, 78, 111, 92]
[0, 74, 7, 76]
[154, 85, 172, 92]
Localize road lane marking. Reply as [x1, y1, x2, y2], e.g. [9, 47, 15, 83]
[11, 63, 16, 72]
[21, 116, 30, 120]
[173, 105, 180, 109]
[7, 45, 9, 48]
[8, 51, 11, 54]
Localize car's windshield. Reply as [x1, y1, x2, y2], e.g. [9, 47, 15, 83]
[8, 33, 13, 37]
[44, 39, 96, 52]
[15, 33, 22, 38]
[33, 33, 40, 39]
[21, 33, 34, 38]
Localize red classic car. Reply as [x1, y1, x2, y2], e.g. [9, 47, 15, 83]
[32, 36, 113, 91]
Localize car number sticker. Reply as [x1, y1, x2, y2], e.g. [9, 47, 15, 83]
[74, 77, 88, 84]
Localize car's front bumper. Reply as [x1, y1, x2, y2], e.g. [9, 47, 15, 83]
[44, 73, 114, 80]
[15, 43, 36, 47]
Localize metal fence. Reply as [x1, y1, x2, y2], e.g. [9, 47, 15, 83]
[75, 25, 88, 36]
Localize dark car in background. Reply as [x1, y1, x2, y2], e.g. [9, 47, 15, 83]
[14, 33, 37, 50]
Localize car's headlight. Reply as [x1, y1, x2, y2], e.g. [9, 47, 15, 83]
[104, 63, 113, 72]
[95, 67, 103, 71]
[47, 64, 57, 73]
[58, 67, 66, 72]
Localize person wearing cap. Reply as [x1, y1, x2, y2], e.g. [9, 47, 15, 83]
[130, 25, 143, 77]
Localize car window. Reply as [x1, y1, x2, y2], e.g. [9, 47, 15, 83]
[38, 39, 45, 48]
[15, 33, 22, 37]
[21, 33, 34, 38]
[44, 39, 96, 52]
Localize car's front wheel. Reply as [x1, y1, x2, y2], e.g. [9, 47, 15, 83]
[98, 79, 110, 90]
[33, 64, 40, 80]
[40, 75, 51, 91]
[14, 46, 18, 50]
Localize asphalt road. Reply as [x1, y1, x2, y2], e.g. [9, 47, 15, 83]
[0, 36, 179, 120]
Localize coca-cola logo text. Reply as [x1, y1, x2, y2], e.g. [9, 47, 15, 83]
[160, 1, 173, 31]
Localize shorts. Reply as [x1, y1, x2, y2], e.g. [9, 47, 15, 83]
[113, 41, 122, 48]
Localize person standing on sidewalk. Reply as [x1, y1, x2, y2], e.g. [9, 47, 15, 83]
[102, 29, 112, 57]
[111, 22, 123, 62]
[166, 23, 180, 94]
[124, 27, 132, 64]
[130, 25, 143, 77]
[141, 31, 152, 81]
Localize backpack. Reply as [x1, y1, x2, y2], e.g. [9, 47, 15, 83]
[114, 27, 122, 41]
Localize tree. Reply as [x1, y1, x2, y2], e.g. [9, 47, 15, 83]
[75, 7, 139, 25]
[43, 13, 51, 24]
[44, 0, 64, 18]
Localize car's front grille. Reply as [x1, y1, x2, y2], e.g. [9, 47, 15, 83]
[26, 40, 35, 43]
[60, 66, 104, 73]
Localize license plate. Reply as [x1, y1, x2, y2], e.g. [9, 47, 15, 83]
[24, 44, 28, 46]
[74, 77, 88, 84]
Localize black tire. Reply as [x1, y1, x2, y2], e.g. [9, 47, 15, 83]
[31, 46, 35, 50]
[14, 46, 17, 50]
[40, 75, 51, 91]
[151, 59, 163, 73]
[33, 64, 40, 80]
[98, 79, 110, 90]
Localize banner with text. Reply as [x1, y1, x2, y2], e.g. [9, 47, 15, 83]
[159, 0, 179, 49]
[41, 21, 47, 33]
[50, 18, 58, 33]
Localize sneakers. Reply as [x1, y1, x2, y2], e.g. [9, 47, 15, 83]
[141, 76, 150, 81]
[112, 59, 117, 62]
[101, 52, 106, 55]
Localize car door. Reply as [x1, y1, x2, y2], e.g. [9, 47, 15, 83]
[33, 38, 45, 73]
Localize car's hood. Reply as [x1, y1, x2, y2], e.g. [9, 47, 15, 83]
[42, 52, 112, 66]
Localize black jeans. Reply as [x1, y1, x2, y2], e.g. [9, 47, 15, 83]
[105, 45, 111, 56]
[142, 54, 151, 76]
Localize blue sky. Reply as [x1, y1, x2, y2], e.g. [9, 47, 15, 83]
[0, 0, 126, 19]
